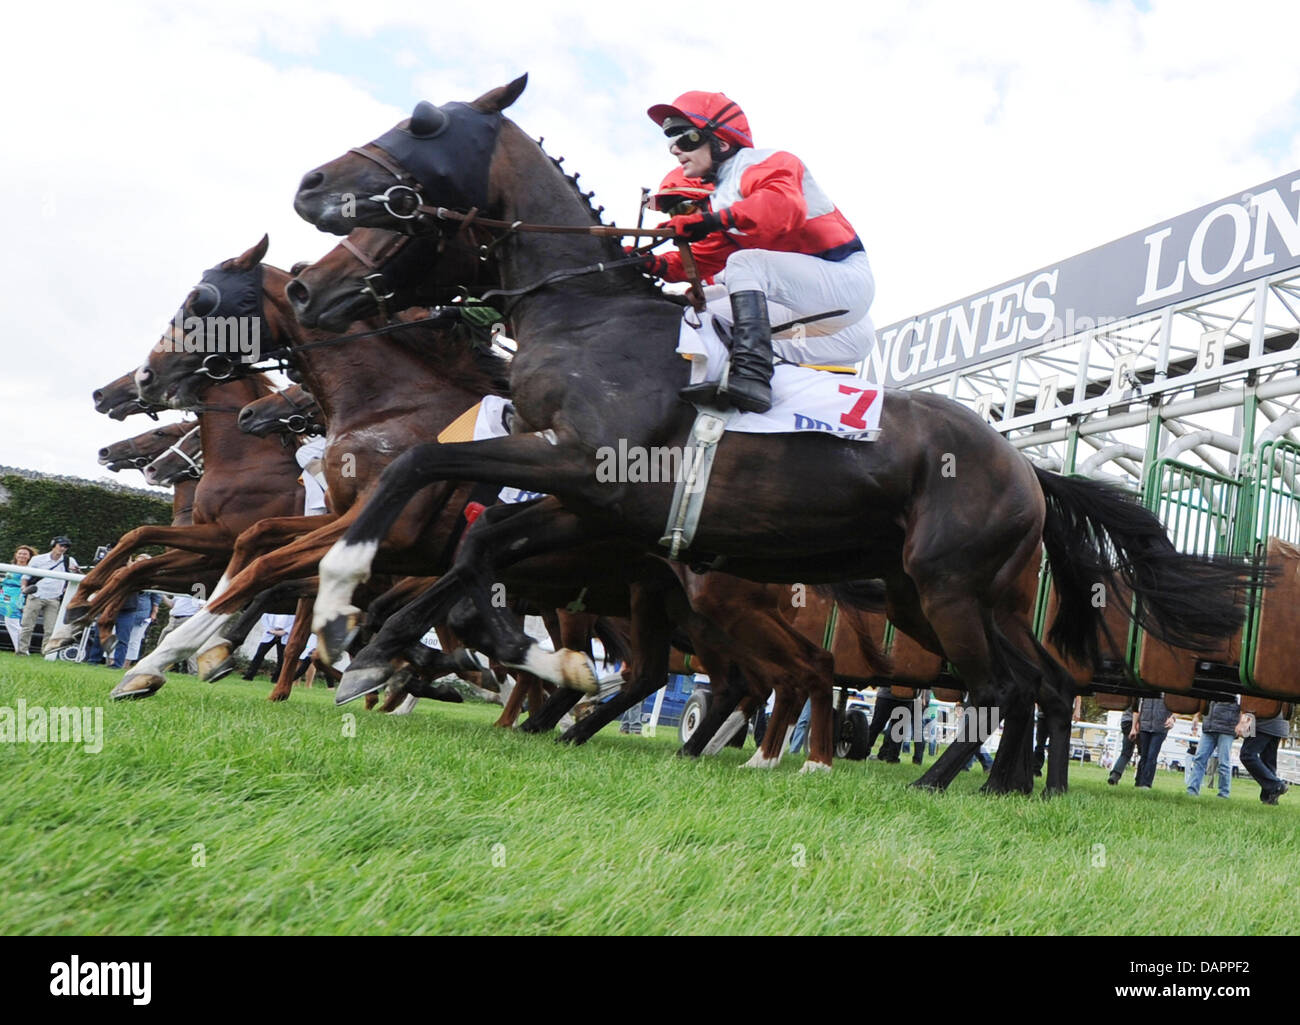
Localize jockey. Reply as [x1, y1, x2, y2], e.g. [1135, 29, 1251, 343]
[646, 91, 875, 413]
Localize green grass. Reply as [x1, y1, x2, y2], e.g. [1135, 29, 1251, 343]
[1, 653, 1295, 935]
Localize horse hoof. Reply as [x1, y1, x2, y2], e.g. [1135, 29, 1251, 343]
[317, 611, 359, 664]
[799, 760, 832, 775]
[387, 693, 418, 716]
[111, 673, 166, 700]
[744, 752, 782, 769]
[196, 643, 231, 681]
[266, 687, 292, 702]
[559, 650, 599, 695]
[205, 657, 237, 683]
[335, 664, 391, 705]
[42, 624, 79, 653]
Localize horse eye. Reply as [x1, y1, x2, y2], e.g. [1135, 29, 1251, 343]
[190, 283, 220, 318]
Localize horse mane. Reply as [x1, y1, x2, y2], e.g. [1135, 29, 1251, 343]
[515, 125, 675, 305]
[384, 313, 513, 397]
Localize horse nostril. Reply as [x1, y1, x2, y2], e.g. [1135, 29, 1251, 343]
[92, 389, 104, 403]
[98, 448, 111, 459]
[237, 408, 254, 429]
[286, 278, 311, 311]
[138, 367, 154, 384]
[299, 170, 325, 192]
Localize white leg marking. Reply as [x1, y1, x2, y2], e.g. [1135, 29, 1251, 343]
[314, 540, 378, 630]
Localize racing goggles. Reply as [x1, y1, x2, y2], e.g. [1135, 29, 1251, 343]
[663, 118, 712, 152]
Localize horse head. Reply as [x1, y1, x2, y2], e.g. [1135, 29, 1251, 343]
[286, 226, 466, 332]
[237, 384, 325, 439]
[294, 76, 528, 236]
[93, 369, 163, 421]
[134, 236, 295, 408]
[142, 423, 203, 486]
[97, 421, 191, 472]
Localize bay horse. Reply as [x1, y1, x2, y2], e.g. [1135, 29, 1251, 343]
[93, 370, 164, 420]
[291, 76, 1256, 794]
[50, 372, 306, 671]
[237, 384, 325, 439]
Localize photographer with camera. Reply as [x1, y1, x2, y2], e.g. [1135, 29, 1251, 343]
[16, 536, 80, 655]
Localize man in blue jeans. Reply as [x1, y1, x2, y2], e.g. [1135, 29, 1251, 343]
[1186, 698, 1239, 798]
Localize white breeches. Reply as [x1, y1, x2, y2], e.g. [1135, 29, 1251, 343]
[708, 248, 876, 367]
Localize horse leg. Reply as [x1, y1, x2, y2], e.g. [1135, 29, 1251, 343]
[494, 671, 535, 727]
[334, 502, 613, 701]
[65, 523, 233, 626]
[314, 433, 609, 632]
[267, 596, 315, 701]
[197, 579, 317, 681]
[559, 582, 672, 745]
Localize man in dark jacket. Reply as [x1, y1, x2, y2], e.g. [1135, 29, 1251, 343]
[1133, 695, 1176, 788]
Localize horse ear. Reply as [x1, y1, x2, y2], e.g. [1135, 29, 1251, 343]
[409, 100, 448, 137]
[231, 234, 271, 270]
[471, 73, 527, 114]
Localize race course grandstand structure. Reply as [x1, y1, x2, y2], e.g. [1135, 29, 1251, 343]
[851, 167, 1300, 719]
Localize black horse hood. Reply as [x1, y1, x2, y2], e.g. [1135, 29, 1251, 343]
[372, 101, 502, 213]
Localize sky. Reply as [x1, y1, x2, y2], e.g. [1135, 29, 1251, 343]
[3, 0, 1300, 489]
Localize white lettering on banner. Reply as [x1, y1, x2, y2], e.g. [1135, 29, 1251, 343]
[984, 282, 1025, 351]
[1244, 181, 1300, 272]
[1138, 177, 1300, 304]
[1188, 203, 1252, 286]
[878, 270, 1060, 385]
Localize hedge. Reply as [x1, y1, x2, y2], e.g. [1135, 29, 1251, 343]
[0, 470, 173, 567]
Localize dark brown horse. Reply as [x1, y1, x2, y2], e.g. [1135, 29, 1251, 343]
[291, 77, 1255, 794]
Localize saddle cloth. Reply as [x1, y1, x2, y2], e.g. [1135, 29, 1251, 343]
[676, 311, 882, 441]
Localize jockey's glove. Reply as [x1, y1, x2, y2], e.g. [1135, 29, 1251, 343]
[624, 245, 668, 277]
[669, 210, 727, 242]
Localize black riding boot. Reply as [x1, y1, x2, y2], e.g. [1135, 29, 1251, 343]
[680, 290, 774, 413]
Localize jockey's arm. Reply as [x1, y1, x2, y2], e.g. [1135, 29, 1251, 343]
[721, 151, 809, 242]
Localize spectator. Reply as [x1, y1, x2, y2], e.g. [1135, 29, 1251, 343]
[111, 559, 156, 670]
[2, 545, 37, 650]
[1238, 705, 1291, 805]
[1133, 695, 1176, 789]
[17, 537, 79, 655]
[1108, 706, 1137, 785]
[789, 697, 812, 755]
[864, 686, 912, 762]
[242, 613, 293, 680]
[1185, 698, 1240, 799]
[900, 689, 934, 767]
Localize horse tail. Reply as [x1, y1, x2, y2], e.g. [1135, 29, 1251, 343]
[1032, 465, 1260, 667]
[591, 615, 632, 669]
[816, 580, 894, 679]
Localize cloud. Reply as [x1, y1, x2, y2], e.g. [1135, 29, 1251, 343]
[1, 0, 1299, 493]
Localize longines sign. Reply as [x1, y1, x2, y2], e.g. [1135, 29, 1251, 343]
[870, 169, 1300, 388]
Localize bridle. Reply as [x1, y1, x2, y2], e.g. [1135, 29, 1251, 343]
[149, 424, 204, 481]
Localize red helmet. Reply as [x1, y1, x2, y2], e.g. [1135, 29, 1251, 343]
[646, 91, 753, 151]
[650, 167, 713, 213]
